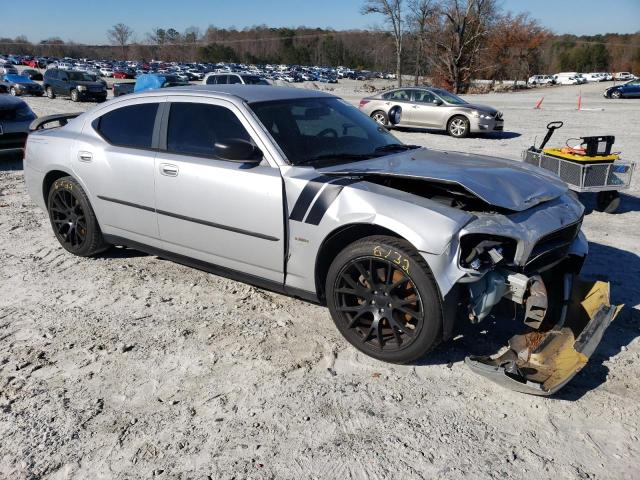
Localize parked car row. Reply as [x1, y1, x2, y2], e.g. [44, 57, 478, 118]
[528, 71, 636, 86]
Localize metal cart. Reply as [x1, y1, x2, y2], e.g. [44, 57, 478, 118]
[523, 122, 635, 213]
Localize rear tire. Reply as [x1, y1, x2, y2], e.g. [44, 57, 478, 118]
[325, 235, 442, 364]
[47, 176, 109, 257]
[9, 87, 18, 96]
[46, 86, 55, 99]
[371, 110, 389, 127]
[447, 115, 470, 138]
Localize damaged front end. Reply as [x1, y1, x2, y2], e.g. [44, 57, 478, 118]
[465, 279, 621, 395]
[455, 221, 621, 395]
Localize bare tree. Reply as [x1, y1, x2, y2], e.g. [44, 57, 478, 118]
[107, 23, 134, 58]
[408, 0, 436, 85]
[427, 0, 496, 93]
[362, 0, 404, 86]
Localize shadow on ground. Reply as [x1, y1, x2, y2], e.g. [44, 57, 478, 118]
[415, 241, 640, 400]
[392, 126, 521, 140]
[579, 192, 640, 214]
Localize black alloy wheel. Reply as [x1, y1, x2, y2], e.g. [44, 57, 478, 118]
[49, 187, 88, 250]
[326, 236, 442, 363]
[47, 176, 108, 256]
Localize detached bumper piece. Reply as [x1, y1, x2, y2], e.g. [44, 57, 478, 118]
[465, 280, 622, 396]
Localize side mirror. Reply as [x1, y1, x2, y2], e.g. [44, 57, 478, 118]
[433, 98, 443, 106]
[214, 138, 262, 163]
[388, 105, 402, 125]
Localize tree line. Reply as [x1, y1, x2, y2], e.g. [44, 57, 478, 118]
[1, 0, 638, 92]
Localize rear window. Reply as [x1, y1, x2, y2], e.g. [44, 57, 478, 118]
[95, 103, 159, 149]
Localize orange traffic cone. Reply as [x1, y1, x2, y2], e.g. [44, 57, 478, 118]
[577, 91, 582, 111]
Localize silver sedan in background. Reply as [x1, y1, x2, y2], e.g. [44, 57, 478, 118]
[359, 87, 504, 138]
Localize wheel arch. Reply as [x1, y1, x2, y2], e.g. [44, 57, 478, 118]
[42, 169, 73, 202]
[314, 222, 460, 344]
[314, 223, 423, 303]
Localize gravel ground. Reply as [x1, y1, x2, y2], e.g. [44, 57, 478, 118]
[1, 80, 639, 480]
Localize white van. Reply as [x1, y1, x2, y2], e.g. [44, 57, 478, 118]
[553, 72, 587, 85]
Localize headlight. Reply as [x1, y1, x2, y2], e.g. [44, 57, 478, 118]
[77, 85, 87, 91]
[459, 234, 517, 270]
[471, 110, 493, 120]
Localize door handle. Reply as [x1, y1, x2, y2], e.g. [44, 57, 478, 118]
[78, 151, 93, 162]
[412, 105, 419, 109]
[160, 163, 179, 177]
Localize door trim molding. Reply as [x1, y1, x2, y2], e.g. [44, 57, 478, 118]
[97, 195, 279, 241]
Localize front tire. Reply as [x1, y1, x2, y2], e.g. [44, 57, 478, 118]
[47, 176, 109, 256]
[326, 236, 443, 364]
[610, 90, 622, 99]
[70, 89, 80, 102]
[447, 115, 470, 138]
[46, 86, 55, 99]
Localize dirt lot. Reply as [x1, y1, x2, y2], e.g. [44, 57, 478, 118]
[1, 80, 639, 480]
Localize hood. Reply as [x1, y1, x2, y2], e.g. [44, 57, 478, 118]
[458, 103, 498, 115]
[75, 80, 104, 87]
[317, 148, 568, 212]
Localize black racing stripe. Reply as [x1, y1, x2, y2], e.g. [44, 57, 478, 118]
[97, 195, 155, 212]
[156, 209, 279, 242]
[304, 178, 360, 226]
[289, 175, 334, 222]
[97, 195, 278, 242]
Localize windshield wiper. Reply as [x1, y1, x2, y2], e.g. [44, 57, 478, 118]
[374, 144, 421, 153]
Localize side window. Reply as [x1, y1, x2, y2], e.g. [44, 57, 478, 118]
[413, 90, 436, 104]
[95, 103, 159, 149]
[47, 70, 58, 80]
[228, 75, 242, 84]
[205, 75, 216, 85]
[385, 89, 410, 101]
[166, 103, 252, 158]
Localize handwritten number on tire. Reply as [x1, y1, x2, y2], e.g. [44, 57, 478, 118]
[373, 245, 409, 274]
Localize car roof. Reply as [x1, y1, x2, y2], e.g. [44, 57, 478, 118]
[137, 84, 335, 103]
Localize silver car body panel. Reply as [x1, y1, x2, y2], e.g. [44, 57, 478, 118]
[24, 85, 585, 303]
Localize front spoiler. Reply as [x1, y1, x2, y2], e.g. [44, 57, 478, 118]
[465, 280, 622, 396]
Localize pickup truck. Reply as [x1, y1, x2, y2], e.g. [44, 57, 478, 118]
[113, 73, 189, 97]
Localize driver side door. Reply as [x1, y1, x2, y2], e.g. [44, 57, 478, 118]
[405, 89, 444, 128]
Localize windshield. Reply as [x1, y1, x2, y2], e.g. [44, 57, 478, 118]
[433, 89, 468, 105]
[250, 97, 408, 165]
[67, 71, 95, 82]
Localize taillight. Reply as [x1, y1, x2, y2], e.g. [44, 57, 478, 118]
[359, 99, 370, 109]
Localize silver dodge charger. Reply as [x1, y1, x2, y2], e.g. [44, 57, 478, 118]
[24, 85, 619, 395]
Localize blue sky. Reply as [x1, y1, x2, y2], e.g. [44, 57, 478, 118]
[4, 0, 640, 44]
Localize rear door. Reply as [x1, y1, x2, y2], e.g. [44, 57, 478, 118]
[381, 89, 413, 126]
[74, 98, 163, 243]
[154, 97, 285, 282]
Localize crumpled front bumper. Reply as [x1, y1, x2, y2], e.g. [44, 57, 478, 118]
[465, 280, 622, 396]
